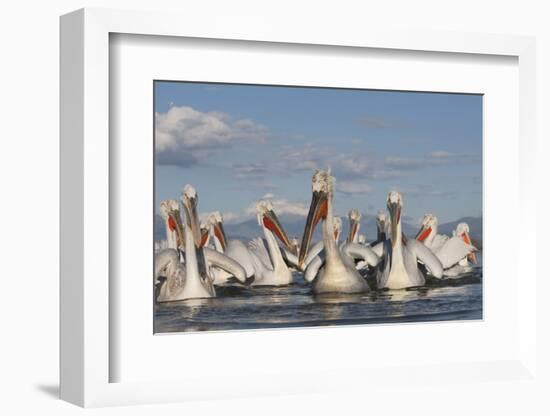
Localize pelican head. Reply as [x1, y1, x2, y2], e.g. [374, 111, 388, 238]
[455, 222, 470, 236]
[415, 213, 438, 242]
[159, 199, 179, 218]
[206, 211, 227, 251]
[333, 216, 342, 242]
[376, 210, 388, 240]
[455, 222, 477, 264]
[387, 191, 403, 247]
[181, 184, 202, 247]
[347, 209, 361, 243]
[159, 199, 185, 246]
[299, 170, 334, 266]
[256, 200, 296, 254]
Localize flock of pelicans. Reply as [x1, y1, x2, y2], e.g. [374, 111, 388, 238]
[155, 170, 478, 302]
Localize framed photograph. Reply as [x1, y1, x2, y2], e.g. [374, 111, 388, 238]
[152, 80, 483, 335]
[60, 8, 537, 407]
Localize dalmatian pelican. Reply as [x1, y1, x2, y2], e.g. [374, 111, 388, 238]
[298, 170, 372, 294]
[373, 192, 443, 289]
[415, 215, 477, 277]
[247, 200, 298, 286]
[155, 186, 246, 301]
[346, 209, 362, 244]
[159, 199, 185, 250]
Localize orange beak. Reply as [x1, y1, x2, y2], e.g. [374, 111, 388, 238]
[416, 226, 432, 242]
[462, 232, 477, 264]
[299, 190, 328, 266]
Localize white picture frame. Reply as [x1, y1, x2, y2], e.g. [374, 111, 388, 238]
[60, 7, 537, 407]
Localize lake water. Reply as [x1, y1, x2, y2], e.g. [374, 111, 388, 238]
[154, 266, 482, 333]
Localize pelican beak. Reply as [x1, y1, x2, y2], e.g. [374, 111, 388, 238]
[461, 231, 478, 264]
[347, 218, 359, 244]
[388, 202, 401, 248]
[415, 224, 432, 242]
[213, 221, 227, 251]
[200, 227, 209, 248]
[377, 219, 387, 240]
[182, 194, 202, 248]
[299, 190, 328, 266]
[263, 209, 295, 254]
[168, 210, 185, 248]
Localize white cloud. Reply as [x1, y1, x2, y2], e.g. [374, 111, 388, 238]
[400, 186, 457, 199]
[430, 151, 454, 158]
[278, 144, 330, 172]
[246, 198, 309, 217]
[212, 196, 309, 225]
[336, 180, 373, 195]
[155, 106, 268, 167]
[231, 163, 267, 179]
[220, 211, 243, 223]
[278, 144, 373, 178]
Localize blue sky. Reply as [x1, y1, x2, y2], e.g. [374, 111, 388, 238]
[155, 81, 482, 224]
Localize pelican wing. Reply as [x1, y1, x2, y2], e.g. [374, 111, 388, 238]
[248, 237, 272, 270]
[154, 248, 179, 280]
[303, 240, 325, 268]
[407, 239, 443, 278]
[371, 241, 384, 258]
[224, 240, 256, 277]
[203, 247, 247, 283]
[341, 242, 380, 267]
[430, 234, 449, 252]
[304, 255, 323, 283]
[281, 247, 300, 269]
[435, 236, 476, 269]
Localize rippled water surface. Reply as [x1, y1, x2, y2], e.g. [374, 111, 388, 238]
[155, 266, 482, 333]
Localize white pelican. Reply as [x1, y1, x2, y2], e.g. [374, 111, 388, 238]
[304, 215, 380, 281]
[159, 199, 185, 250]
[299, 170, 372, 294]
[346, 209, 361, 244]
[247, 200, 297, 286]
[373, 210, 388, 245]
[374, 192, 443, 289]
[415, 214, 477, 277]
[155, 248, 186, 302]
[156, 185, 246, 301]
[204, 211, 258, 284]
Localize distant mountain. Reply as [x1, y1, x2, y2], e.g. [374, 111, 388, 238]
[155, 213, 482, 247]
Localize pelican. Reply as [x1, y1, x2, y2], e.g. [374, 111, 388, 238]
[303, 216, 344, 282]
[156, 186, 246, 301]
[346, 209, 362, 244]
[342, 211, 379, 271]
[373, 210, 388, 246]
[204, 211, 257, 283]
[159, 199, 186, 250]
[374, 191, 443, 289]
[299, 170, 371, 294]
[247, 200, 297, 286]
[304, 214, 380, 281]
[415, 214, 477, 277]
[155, 248, 186, 302]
